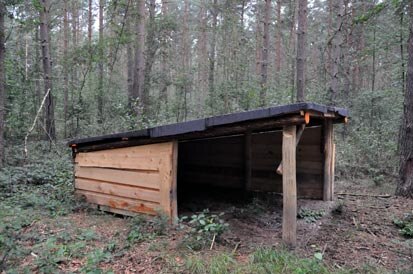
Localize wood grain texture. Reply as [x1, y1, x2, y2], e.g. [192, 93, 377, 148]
[323, 120, 334, 201]
[75, 166, 161, 189]
[179, 127, 324, 198]
[282, 125, 297, 246]
[76, 190, 159, 215]
[74, 142, 177, 220]
[245, 131, 252, 190]
[75, 178, 161, 203]
[75, 142, 174, 170]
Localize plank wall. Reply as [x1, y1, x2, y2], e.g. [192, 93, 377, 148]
[178, 126, 323, 198]
[74, 141, 177, 218]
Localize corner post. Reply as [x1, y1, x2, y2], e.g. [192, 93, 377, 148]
[323, 120, 334, 201]
[282, 125, 297, 246]
[244, 130, 252, 191]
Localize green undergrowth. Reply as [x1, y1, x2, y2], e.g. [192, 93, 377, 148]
[394, 213, 413, 238]
[166, 247, 381, 274]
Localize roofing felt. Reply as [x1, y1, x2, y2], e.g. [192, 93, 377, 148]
[68, 102, 348, 149]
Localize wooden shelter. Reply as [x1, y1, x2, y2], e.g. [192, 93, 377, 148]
[68, 103, 348, 245]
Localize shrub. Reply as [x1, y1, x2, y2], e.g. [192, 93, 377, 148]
[394, 213, 413, 238]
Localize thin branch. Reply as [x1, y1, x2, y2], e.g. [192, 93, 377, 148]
[24, 88, 50, 160]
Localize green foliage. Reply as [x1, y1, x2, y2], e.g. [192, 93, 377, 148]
[248, 248, 330, 274]
[332, 201, 345, 216]
[336, 88, 402, 182]
[81, 249, 113, 274]
[179, 209, 229, 251]
[297, 208, 325, 223]
[354, 2, 387, 24]
[182, 248, 333, 274]
[394, 213, 413, 238]
[126, 214, 170, 246]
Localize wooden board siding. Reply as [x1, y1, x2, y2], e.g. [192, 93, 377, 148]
[74, 142, 178, 219]
[250, 126, 323, 198]
[178, 126, 324, 198]
[178, 136, 245, 189]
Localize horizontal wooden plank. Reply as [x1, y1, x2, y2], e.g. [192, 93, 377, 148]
[76, 153, 163, 171]
[75, 142, 173, 171]
[76, 190, 159, 215]
[179, 172, 244, 188]
[75, 166, 161, 189]
[75, 178, 161, 203]
[251, 127, 321, 146]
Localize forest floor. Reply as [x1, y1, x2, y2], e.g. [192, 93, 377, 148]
[1, 177, 412, 273]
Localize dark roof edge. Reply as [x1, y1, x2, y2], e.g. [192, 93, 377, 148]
[68, 102, 348, 147]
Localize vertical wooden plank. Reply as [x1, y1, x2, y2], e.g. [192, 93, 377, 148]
[323, 120, 334, 201]
[282, 125, 297, 246]
[331, 143, 336, 200]
[159, 142, 173, 218]
[159, 141, 178, 223]
[245, 130, 252, 191]
[170, 141, 178, 223]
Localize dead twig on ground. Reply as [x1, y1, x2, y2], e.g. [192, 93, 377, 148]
[210, 234, 216, 250]
[337, 193, 391, 198]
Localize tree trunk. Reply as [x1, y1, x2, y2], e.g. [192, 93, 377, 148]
[131, 0, 146, 116]
[198, 0, 208, 107]
[181, 0, 191, 121]
[88, 0, 93, 44]
[209, 0, 218, 98]
[396, 2, 413, 198]
[255, 3, 262, 79]
[260, 0, 271, 106]
[71, 0, 80, 135]
[159, 0, 170, 107]
[63, 0, 69, 138]
[329, 0, 344, 104]
[288, 0, 297, 101]
[296, 0, 307, 102]
[126, 4, 134, 105]
[0, 2, 5, 166]
[97, 0, 104, 124]
[275, 0, 282, 84]
[39, 0, 56, 140]
[142, 0, 157, 120]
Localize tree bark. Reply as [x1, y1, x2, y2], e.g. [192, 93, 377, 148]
[159, 0, 170, 107]
[260, 0, 271, 107]
[275, 0, 282, 84]
[288, 0, 297, 101]
[39, 0, 56, 140]
[0, 2, 5, 166]
[63, 0, 69, 138]
[329, 0, 344, 104]
[198, 0, 208, 107]
[181, 0, 191, 121]
[296, 0, 307, 102]
[396, 2, 413, 198]
[97, 0, 104, 123]
[255, 3, 262, 79]
[208, 0, 218, 98]
[142, 0, 157, 120]
[88, 0, 93, 44]
[131, 0, 146, 116]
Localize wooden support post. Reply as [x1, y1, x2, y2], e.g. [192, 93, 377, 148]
[282, 125, 297, 247]
[170, 141, 178, 223]
[245, 130, 252, 191]
[276, 124, 306, 175]
[323, 120, 334, 201]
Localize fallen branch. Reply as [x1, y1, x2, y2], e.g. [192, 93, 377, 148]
[210, 234, 216, 250]
[23, 88, 50, 160]
[336, 193, 391, 198]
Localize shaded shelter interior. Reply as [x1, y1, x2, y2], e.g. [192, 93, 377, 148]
[177, 126, 324, 212]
